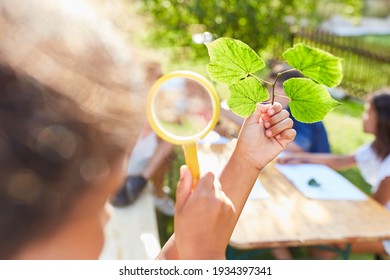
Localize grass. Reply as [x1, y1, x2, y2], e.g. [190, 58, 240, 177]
[359, 34, 390, 48]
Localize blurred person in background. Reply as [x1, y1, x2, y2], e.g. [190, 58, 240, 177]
[111, 62, 175, 216]
[278, 88, 390, 259]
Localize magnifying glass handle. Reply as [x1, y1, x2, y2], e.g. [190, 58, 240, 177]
[183, 143, 200, 191]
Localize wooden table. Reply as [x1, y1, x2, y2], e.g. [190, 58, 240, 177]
[197, 142, 390, 258]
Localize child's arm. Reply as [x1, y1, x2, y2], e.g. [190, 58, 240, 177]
[277, 152, 356, 170]
[157, 102, 295, 260]
[219, 102, 296, 223]
[372, 177, 390, 206]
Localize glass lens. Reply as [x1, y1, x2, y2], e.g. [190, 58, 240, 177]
[151, 77, 214, 138]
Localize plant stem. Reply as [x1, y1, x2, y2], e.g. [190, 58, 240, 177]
[271, 68, 296, 105]
[274, 94, 291, 101]
[249, 73, 272, 86]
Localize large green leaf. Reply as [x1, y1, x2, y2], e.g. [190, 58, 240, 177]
[206, 38, 265, 85]
[227, 77, 269, 117]
[283, 43, 343, 87]
[284, 78, 340, 123]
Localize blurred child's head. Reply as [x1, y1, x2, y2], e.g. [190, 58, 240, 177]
[0, 0, 145, 259]
[364, 88, 390, 160]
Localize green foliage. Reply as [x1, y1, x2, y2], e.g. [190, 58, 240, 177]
[227, 77, 269, 117]
[283, 43, 343, 87]
[138, 0, 363, 58]
[284, 78, 340, 123]
[206, 38, 342, 123]
[360, 35, 390, 48]
[206, 38, 265, 85]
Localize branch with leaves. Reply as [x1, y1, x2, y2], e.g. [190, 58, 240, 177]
[205, 38, 343, 123]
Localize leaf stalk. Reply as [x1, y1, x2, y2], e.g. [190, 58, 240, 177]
[271, 68, 296, 104]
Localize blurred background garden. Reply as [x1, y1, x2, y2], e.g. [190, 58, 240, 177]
[104, 0, 390, 259]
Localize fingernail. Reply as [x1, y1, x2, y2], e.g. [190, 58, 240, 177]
[266, 130, 272, 137]
[180, 165, 186, 179]
[268, 109, 274, 115]
[264, 122, 270, 128]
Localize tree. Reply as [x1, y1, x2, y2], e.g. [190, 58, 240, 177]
[138, 0, 363, 59]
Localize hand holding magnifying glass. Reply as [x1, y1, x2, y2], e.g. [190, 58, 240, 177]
[146, 71, 220, 190]
[147, 70, 297, 260]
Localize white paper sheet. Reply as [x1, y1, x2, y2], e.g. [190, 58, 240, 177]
[198, 130, 230, 145]
[248, 179, 270, 200]
[275, 163, 368, 201]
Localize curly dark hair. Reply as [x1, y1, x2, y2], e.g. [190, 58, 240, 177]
[0, 65, 116, 258]
[0, 1, 145, 259]
[370, 88, 390, 160]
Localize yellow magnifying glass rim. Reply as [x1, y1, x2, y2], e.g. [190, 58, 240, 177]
[146, 70, 220, 145]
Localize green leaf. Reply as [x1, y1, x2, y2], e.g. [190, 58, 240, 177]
[227, 77, 269, 117]
[206, 38, 265, 85]
[284, 78, 340, 123]
[308, 178, 321, 187]
[283, 43, 343, 87]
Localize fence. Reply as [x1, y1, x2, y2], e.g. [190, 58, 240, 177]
[292, 27, 390, 98]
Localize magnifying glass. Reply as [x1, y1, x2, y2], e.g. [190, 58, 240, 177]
[146, 70, 220, 190]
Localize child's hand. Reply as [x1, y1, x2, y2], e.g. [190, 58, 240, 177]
[235, 102, 296, 171]
[174, 166, 235, 259]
